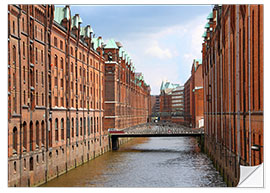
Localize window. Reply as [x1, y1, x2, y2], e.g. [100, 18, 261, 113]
[13, 127, 18, 152]
[83, 54, 85, 62]
[36, 92, 38, 106]
[84, 117, 86, 136]
[71, 63, 73, 73]
[60, 40, 63, 50]
[35, 25, 37, 37]
[54, 37, 57, 47]
[88, 117, 90, 135]
[23, 42, 25, 58]
[22, 18, 24, 31]
[49, 119, 52, 147]
[61, 118, 64, 140]
[41, 121, 45, 145]
[23, 91, 26, 104]
[54, 55, 58, 68]
[55, 119, 58, 142]
[70, 47, 73, 56]
[71, 118, 74, 138]
[41, 71, 44, 85]
[41, 50, 43, 64]
[76, 118, 78, 136]
[36, 121, 39, 148]
[60, 58, 64, 70]
[36, 70, 38, 83]
[13, 21, 15, 34]
[42, 93, 44, 106]
[23, 66, 25, 82]
[55, 96, 58, 106]
[61, 78, 63, 88]
[55, 76, 58, 87]
[29, 157, 33, 171]
[30, 122, 33, 151]
[80, 118, 82, 136]
[41, 29, 43, 41]
[23, 122, 27, 151]
[79, 52, 81, 60]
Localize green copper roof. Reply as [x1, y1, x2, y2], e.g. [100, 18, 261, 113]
[160, 81, 180, 92]
[54, 7, 70, 24]
[91, 38, 98, 50]
[71, 14, 83, 29]
[207, 12, 213, 20]
[204, 23, 210, 28]
[202, 31, 207, 38]
[104, 39, 118, 49]
[80, 25, 93, 38]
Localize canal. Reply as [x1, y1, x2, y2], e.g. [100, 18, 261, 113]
[41, 136, 226, 187]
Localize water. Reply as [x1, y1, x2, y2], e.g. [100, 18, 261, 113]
[41, 136, 226, 187]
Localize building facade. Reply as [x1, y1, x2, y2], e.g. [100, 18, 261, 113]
[171, 86, 185, 123]
[103, 39, 151, 130]
[202, 5, 263, 186]
[183, 59, 204, 128]
[8, 5, 151, 187]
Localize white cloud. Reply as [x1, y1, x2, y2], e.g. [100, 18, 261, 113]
[119, 14, 208, 95]
[145, 41, 173, 59]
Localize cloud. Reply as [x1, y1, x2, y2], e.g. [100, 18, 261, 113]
[145, 41, 173, 59]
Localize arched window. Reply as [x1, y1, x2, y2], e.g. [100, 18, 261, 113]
[29, 121, 33, 151]
[12, 127, 18, 152]
[23, 122, 27, 151]
[29, 157, 33, 171]
[66, 118, 70, 140]
[22, 18, 24, 31]
[70, 46, 73, 56]
[61, 118, 64, 140]
[23, 90, 26, 104]
[36, 121, 39, 148]
[55, 118, 58, 142]
[41, 121, 45, 146]
[13, 21, 15, 34]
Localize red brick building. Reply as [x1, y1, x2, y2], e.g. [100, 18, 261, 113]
[184, 59, 204, 128]
[202, 5, 263, 186]
[8, 5, 151, 187]
[103, 39, 151, 130]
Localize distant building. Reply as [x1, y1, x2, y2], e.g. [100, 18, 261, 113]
[184, 59, 204, 128]
[171, 86, 185, 123]
[151, 95, 160, 117]
[159, 81, 185, 123]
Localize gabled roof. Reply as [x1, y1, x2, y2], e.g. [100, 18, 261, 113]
[104, 39, 118, 49]
[204, 23, 210, 29]
[54, 6, 70, 24]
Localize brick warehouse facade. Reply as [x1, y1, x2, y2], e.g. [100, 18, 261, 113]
[202, 5, 263, 186]
[103, 39, 151, 130]
[8, 5, 151, 187]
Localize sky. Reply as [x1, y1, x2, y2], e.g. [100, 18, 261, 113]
[69, 5, 213, 95]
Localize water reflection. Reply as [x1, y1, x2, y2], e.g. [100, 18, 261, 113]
[41, 137, 226, 187]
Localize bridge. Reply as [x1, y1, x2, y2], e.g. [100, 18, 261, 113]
[109, 124, 204, 150]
